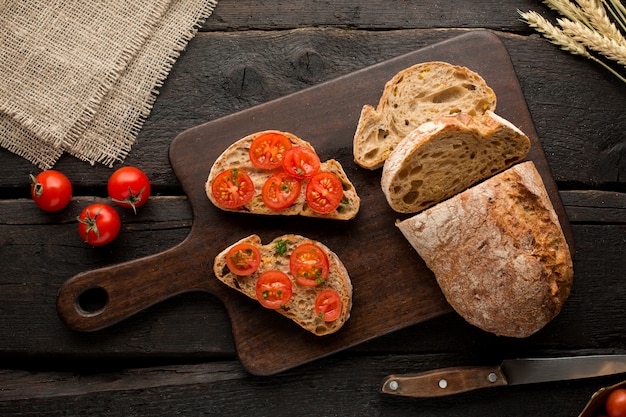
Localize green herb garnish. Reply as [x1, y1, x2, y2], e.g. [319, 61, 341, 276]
[275, 239, 289, 256]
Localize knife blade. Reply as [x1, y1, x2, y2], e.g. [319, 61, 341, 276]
[381, 355, 626, 398]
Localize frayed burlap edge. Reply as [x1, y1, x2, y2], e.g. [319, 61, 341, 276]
[68, 0, 219, 167]
[0, 114, 63, 169]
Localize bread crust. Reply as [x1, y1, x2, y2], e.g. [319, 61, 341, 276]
[353, 61, 496, 169]
[397, 161, 574, 338]
[206, 130, 360, 220]
[213, 234, 353, 336]
[381, 111, 530, 213]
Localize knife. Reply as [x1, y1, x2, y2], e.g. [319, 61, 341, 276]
[381, 355, 626, 397]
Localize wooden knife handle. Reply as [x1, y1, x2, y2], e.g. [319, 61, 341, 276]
[381, 365, 508, 397]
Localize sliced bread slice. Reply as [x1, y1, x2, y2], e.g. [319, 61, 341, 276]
[353, 61, 496, 169]
[381, 111, 530, 213]
[213, 234, 353, 336]
[396, 161, 574, 338]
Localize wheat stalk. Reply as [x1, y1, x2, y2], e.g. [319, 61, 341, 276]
[520, 0, 626, 84]
[604, 0, 626, 33]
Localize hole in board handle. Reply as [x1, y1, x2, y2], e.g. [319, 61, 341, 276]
[76, 286, 108, 316]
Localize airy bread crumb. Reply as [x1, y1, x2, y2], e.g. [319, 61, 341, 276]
[381, 111, 530, 213]
[353, 61, 496, 169]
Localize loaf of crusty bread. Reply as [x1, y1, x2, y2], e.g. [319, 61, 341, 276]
[381, 111, 530, 213]
[353, 61, 497, 169]
[397, 161, 573, 338]
[214, 234, 353, 336]
[206, 130, 360, 220]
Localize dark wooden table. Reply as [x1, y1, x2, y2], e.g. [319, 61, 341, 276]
[1, 1, 625, 415]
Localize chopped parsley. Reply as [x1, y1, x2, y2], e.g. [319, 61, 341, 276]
[337, 197, 349, 213]
[275, 239, 289, 256]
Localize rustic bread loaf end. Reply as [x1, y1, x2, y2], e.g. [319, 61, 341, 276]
[397, 161, 573, 338]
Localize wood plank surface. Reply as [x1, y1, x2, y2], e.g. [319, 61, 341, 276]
[201, 0, 552, 31]
[0, 30, 624, 190]
[3, 355, 626, 416]
[0, 0, 625, 414]
[0, 191, 623, 358]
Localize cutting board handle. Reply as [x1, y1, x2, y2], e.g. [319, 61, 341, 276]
[56, 238, 211, 332]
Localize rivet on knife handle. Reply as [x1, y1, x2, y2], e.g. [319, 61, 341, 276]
[381, 365, 508, 397]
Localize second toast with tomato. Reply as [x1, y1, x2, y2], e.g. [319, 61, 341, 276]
[205, 130, 360, 220]
[213, 234, 353, 336]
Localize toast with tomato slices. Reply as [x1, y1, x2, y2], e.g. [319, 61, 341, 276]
[213, 234, 353, 336]
[205, 130, 360, 220]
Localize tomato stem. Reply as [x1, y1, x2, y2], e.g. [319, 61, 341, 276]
[111, 186, 145, 214]
[29, 174, 43, 197]
[77, 208, 102, 241]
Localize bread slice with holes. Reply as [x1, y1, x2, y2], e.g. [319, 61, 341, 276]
[206, 130, 360, 220]
[381, 111, 530, 213]
[397, 161, 574, 338]
[353, 61, 497, 169]
[213, 234, 353, 336]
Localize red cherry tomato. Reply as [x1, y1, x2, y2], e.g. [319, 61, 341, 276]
[249, 132, 293, 170]
[606, 388, 626, 417]
[290, 243, 329, 286]
[30, 170, 72, 212]
[77, 203, 121, 246]
[305, 171, 344, 214]
[255, 270, 293, 309]
[211, 168, 255, 209]
[282, 146, 321, 179]
[314, 289, 342, 322]
[261, 171, 301, 210]
[226, 243, 261, 276]
[107, 166, 151, 213]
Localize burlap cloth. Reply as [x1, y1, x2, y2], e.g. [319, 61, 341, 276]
[0, 0, 218, 169]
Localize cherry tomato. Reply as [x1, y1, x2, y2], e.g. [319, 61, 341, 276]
[30, 170, 72, 212]
[261, 171, 301, 210]
[77, 203, 121, 246]
[305, 171, 344, 214]
[226, 243, 261, 276]
[249, 132, 293, 170]
[255, 270, 293, 309]
[211, 168, 255, 209]
[290, 243, 329, 286]
[107, 166, 151, 213]
[282, 146, 321, 179]
[314, 289, 342, 322]
[606, 388, 626, 417]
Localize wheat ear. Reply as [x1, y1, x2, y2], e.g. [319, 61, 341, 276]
[519, 7, 626, 84]
[577, 0, 626, 46]
[560, 17, 626, 65]
[519, 10, 591, 56]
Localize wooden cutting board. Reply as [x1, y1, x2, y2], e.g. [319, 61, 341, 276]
[57, 31, 574, 376]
